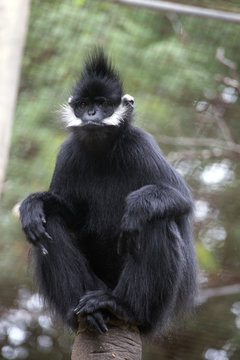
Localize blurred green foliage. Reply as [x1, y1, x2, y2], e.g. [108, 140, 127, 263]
[1, 1, 240, 358]
[2, 0, 240, 283]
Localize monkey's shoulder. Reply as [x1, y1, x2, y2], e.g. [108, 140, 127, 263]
[118, 125, 159, 153]
[120, 125, 187, 188]
[118, 125, 166, 166]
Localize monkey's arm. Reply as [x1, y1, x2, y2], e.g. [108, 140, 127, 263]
[118, 183, 192, 254]
[19, 136, 81, 253]
[19, 191, 74, 254]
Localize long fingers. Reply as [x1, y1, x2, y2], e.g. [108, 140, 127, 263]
[75, 297, 116, 317]
[74, 290, 105, 314]
[84, 312, 108, 334]
[24, 216, 52, 255]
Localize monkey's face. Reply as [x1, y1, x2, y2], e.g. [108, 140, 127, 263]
[64, 78, 123, 129]
[70, 96, 115, 126]
[62, 93, 134, 131]
[61, 75, 134, 131]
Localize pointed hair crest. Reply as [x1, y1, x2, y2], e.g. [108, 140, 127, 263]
[81, 48, 121, 82]
[72, 48, 123, 105]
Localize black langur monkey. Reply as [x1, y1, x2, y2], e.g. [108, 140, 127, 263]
[20, 50, 197, 335]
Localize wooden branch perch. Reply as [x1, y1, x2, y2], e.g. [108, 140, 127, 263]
[71, 319, 142, 360]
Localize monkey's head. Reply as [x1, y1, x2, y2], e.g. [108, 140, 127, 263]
[61, 49, 134, 131]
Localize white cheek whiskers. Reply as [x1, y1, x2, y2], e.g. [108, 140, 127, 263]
[102, 94, 134, 127]
[60, 104, 83, 128]
[102, 104, 125, 126]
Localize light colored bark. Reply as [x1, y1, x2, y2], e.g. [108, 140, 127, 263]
[71, 319, 142, 360]
[0, 0, 30, 196]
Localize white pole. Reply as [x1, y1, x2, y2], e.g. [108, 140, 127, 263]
[105, 0, 240, 23]
[0, 0, 30, 196]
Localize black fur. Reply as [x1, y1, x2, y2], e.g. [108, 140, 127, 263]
[20, 50, 197, 335]
[71, 48, 123, 108]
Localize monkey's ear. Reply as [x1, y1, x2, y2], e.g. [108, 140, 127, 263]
[68, 96, 73, 105]
[122, 94, 134, 108]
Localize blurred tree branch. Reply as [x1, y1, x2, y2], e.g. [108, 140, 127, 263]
[159, 48, 240, 162]
[157, 135, 240, 155]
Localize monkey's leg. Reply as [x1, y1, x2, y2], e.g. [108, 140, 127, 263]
[75, 220, 187, 333]
[32, 215, 108, 332]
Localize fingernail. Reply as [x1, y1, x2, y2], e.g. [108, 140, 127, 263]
[39, 244, 48, 256]
[45, 232, 53, 241]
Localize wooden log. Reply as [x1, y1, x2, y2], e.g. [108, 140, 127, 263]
[71, 318, 142, 360]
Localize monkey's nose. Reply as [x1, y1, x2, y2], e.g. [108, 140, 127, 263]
[88, 109, 96, 116]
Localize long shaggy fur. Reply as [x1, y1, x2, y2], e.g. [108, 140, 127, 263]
[19, 49, 198, 335]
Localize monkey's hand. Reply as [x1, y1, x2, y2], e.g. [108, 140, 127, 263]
[75, 290, 135, 328]
[20, 194, 52, 255]
[84, 311, 108, 334]
[68, 306, 108, 334]
[74, 293, 108, 334]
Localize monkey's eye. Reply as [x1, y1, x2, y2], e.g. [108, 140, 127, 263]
[80, 102, 86, 109]
[100, 100, 107, 108]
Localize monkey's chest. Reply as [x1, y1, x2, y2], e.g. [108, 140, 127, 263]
[77, 174, 129, 231]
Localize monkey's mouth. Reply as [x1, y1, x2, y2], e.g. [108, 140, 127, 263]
[81, 120, 104, 128]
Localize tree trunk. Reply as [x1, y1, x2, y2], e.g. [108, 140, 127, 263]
[0, 0, 30, 196]
[71, 318, 142, 360]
